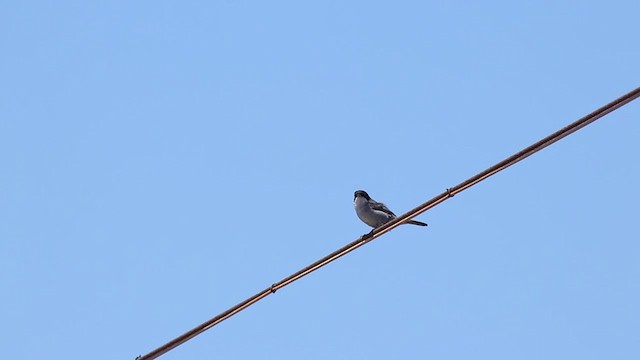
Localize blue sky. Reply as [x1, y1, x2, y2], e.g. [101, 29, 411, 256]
[2, 1, 639, 359]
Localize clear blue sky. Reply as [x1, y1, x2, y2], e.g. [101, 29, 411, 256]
[2, 1, 639, 359]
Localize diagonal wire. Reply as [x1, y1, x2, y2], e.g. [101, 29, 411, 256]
[136, 86, 640, 360]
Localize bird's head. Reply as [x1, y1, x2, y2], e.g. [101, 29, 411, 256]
[354, 190, 371, 201]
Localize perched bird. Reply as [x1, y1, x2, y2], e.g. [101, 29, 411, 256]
[354, 190, 428, 228]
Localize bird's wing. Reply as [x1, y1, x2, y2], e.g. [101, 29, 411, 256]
[370, 200, 396, 217]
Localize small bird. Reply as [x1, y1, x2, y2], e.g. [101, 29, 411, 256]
[354, 190, 428, 228]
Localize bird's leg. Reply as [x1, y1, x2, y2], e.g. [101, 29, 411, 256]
[361, 229, 375, 240]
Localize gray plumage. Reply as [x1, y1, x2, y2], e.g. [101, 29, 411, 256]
[353, 190, 428, 228]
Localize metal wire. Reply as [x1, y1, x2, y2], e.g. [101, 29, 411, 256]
[136, 86, 640, 360]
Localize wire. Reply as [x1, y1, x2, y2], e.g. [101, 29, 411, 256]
[136, 86, 640, 360]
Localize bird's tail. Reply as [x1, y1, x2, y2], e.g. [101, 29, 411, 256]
[406, 220, 428, 227]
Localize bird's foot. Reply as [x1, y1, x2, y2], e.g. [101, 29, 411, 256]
[361, 229, 375, 240]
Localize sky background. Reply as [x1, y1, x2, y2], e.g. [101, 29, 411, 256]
[2, 1, 639, 359]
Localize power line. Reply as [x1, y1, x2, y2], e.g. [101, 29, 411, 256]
[136, 86, 640, 360]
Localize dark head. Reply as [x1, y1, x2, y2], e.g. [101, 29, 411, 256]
[354, 190, 371, 201]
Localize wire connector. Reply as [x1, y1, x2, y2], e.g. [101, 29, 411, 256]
[270, 284, 277, 294]
[446, 188, 455, 198]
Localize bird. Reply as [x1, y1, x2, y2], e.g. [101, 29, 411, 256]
[354, 190, 428, 229]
